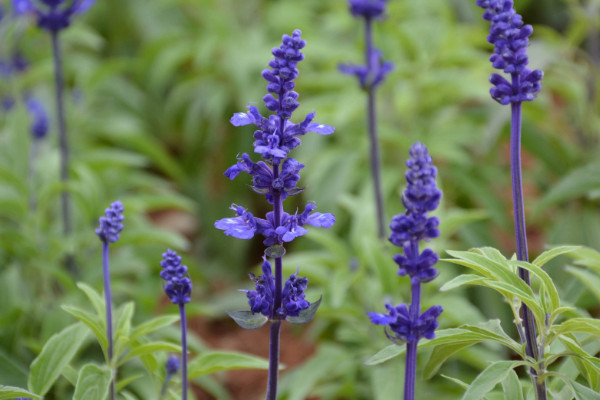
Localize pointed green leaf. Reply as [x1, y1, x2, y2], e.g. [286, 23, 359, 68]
[130, 315, 179, 342]
[532, 246, 581, 268]
[566, 266, 600, 303]
[188, 351, 270, 378]
[509, 260, 560, 313]
[440, 274, 486, 292]
[571, 380, 600, 400]
[76, 283, 105, 318]
[441, 375, 470, 390]
[365, 344, 405, 366]
[424, 341, 475, 379]
[461, 360, 526, 400]
[62, 305, 108, 350]
[552, 318, 600, 340]
[28, 323, 89, 395]
[226, 310, 268, 329]
[72, 364, 112, 400]
[286, 296, 322, 325]
[119, 341, 181, 365]
[501, 369, 524, 400]
[0, 386, 42, 399]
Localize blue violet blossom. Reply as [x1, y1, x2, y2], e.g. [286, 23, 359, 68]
[216, 30, 334, 400]
[160, 249, 192, 305]
[12, 0, 95, 32]
[476, 0, 543, 104]
[368, 142, 442, 400]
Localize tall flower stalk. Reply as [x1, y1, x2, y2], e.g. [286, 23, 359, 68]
[160, 250, 192, 400]
[340, 0, 393, 239]
[368, 143, 443, 400]
[13, 0, 95, 264]
[476, 1, 545, 397]
[215, 30, 335, 399]
[95, 201, 125, 400]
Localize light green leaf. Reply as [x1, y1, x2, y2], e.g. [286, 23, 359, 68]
[130, 315, 179, 342]
[571, 380, 600, 400]
[72, 364, 112, 400]
[441, 375, 470, 390]
[461, 360, 526, 400]
[364, 344, 405, 366]
[424, 341, 475, 379]
[501, 369, 524, 400]
[558, 335, 600, 391]
[440, 274, 486, 292]
[76, 282, 105, 318]
[119, 341, 181, 365]
[188, 351, 270, 378]
[509, 260, 560, 313]
[116, 374, 144, 391]
[28, 323, 89, 395]
[551, 318, 600, 341]
[62, 305, 108, 351]
[0, 385, 42, 399]
[532, 246, 581, 268]
[565, 266, 600, 303]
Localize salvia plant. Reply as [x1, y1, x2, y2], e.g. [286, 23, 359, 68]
[95, 200, 124, 400]
[340, 0, 393, 239]
[368, 142, 443, 400]
[13, 0, 96, 257]
[159, 249, 192, 400]
[215, 29, 335, 399]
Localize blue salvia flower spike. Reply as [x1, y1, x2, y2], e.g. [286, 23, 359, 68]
[96, 200, 124, 400]
[12, 0, 96, 263]
[368, 142, 442, 400]
[476, 1, 546, 398]
[160, 355, 180, 399]
[339, 0, 394, 239]
[215, 30, 335, 400]
[160, 249, 191, 400]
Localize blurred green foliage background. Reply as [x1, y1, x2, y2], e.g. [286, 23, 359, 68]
[0, 0, 599, 398]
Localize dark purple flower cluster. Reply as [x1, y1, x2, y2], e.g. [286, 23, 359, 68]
[13, 0, 95, 32]
[95, 201, 124, 244]
[25, 97, 49, 139]
[166, 355, 180, 376]
[160, 249, 192, 305]
[245, 258, 310, 319]
[476, 0, 543, 104]
[215, 203, 335, 246]
[368, 303, 443, 342]
[348, 0, 389, 19]
[369, 142, 443, 343]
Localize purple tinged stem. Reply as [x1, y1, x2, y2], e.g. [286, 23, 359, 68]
[102, 242, 116, 400]
[179, 303, 188, 400]
[364, 17, 386, 239]
[51, 31, 75, 272]
[404, 241, 421, 400]
[510, 75, 547, 400]
[266, 110, 286, 400]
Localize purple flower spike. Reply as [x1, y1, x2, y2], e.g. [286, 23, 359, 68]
[25, 97, 50, 140]
[368, 304, 443, 342]
[95, 201, 124, 244]
[214, 204, 258, 239]
[282, 270, 310, 317]
[160, 249, 192, 305]
[166, 355, 180, 375]
[477, 0, 543, 105]
[348, 0, 389, 19]
[12, 0, 96, 32]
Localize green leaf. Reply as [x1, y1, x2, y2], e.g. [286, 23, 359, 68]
[130, 314, 180, 342]
[116, 374, 144, 391]
[115, 302, 135, 338]
[226, 310, 268, 329]
[571, 380, 600, 400]
[461, 360, 526, 400]
[62, 365, 79, 386]
[76, 282, 105, 318]
[188, 351, 270, 378]
[552, 318, 600, 340]
[482, 280, 545, 325]
[28, 323, 89, 396]
[286, 296, 322, 324]
[119, 341, 181, 365]
[440, 274, 486, 292]
[558, 335, 600, 391]
[441, 375, 470, 390]
[62, 305, 108, 351]
[565, 266, 600, 303]
[72, 364, 112, 400]
[424, 341, 475, 379]
[364, 344, 405, 366]
[0, 386, 42, 399]
[501, 369, 524, 400]
[532, 246, 581, 268]
[509, 260, 560, 313]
